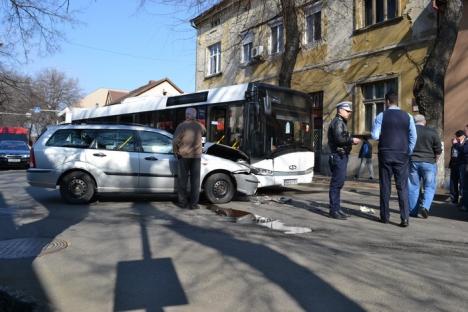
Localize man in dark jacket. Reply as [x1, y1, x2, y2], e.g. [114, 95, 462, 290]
[371, 91, 417, 227]
[328, 101, 361, 219]
[173, 108, 206, 210]
[408, 114, 442, 218]
[449, 130, 466, 205]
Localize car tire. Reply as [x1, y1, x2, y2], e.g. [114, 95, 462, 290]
[204, 173, 235, 204]
[60, 171, 96, 204]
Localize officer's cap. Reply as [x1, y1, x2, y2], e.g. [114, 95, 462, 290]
[336, 101, 353, 112]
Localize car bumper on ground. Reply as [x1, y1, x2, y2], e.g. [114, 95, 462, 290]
[233, 173, 259, 195]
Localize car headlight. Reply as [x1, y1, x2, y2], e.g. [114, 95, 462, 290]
[22, 154, 30, 158]
[250, 167, 273, 176]
[0, 153, 5, 157]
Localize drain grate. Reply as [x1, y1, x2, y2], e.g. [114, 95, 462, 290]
[0, 238, 68, 259]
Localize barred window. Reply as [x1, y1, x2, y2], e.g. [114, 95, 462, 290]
[364, 0, 398, 27]
[362, 79, 397, 131]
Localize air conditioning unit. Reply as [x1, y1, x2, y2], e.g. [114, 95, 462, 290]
[252, 46, 264, 59]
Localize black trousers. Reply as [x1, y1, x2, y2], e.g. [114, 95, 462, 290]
[378, 152, 410, 221]
[329, 153, 348, 213]
[177, 157, 201, 206]
[449, 165, 462, 203]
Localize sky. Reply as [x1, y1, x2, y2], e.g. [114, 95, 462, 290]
[22, 0, 200, 95]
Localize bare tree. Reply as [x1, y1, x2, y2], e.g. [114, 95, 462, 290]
[0, 71, 32, 126]
[277, 0, 300, 87]
[0, 0, 76, 62]
[413, 0, 464, 133]
[0, 0, 78, 127]
[29, 68, 82, 132]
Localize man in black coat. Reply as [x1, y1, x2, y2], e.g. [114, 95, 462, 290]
[328, 101, 361, 219]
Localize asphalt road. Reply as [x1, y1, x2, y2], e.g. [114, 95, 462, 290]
[0, 170, 467, 312]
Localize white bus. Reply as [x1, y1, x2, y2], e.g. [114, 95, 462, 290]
[69, 82, 314, 188]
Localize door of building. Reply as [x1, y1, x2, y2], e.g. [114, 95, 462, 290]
[310, 92, 323, 172]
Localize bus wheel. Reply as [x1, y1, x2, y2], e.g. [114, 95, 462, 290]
[60, 171, 95, 204]
[204, 173, 235, 204]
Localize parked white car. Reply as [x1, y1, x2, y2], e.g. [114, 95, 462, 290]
[27, 124, 258, 204]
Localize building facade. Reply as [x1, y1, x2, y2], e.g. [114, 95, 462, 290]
[192, 0, 437, 173]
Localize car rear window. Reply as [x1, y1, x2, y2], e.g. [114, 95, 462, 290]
[46, 129, 96, 148]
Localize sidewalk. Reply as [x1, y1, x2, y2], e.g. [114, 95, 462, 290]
[312, 173, 450, 199]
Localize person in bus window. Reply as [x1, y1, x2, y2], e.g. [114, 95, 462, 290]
[173, 108, 206, 210]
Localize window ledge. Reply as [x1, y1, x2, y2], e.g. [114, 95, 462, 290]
[353, 16, 403, 35]
[303, 40, 323, 50]
[240, 58, 265, 67]
[204, 72, 222, 80]
[267, 52, 284, 60]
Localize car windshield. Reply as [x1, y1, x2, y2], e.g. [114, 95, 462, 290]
[0, 140, 29, 151]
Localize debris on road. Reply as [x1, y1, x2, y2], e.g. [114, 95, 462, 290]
[359, 205, 376, 214]
[255, 215, 312, 234]
[207, 205, 311, 234]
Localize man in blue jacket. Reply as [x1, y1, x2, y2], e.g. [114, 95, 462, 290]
[371, 91, 417, 227]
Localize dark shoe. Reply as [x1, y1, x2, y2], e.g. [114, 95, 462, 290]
[330, 211, 347, 220]
[189, 204, 200, 210]
[175, 202, 188, 209]
[420, 208, 429, 219]
[399, 219, 409, 227]
[379, 218, 389, 224]
[337, 209, 350, 217]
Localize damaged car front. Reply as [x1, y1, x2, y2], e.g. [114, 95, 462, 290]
[202, 143, 258, 203]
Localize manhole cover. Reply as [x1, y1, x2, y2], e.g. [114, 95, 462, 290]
[0, 238, 68, 259]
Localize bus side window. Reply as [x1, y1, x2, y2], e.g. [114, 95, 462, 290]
[209, 107, 226, 144]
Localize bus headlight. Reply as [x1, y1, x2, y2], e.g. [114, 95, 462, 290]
[250, 167, 273, 175]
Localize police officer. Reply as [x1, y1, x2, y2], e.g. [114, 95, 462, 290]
[328, 101, 361, 219]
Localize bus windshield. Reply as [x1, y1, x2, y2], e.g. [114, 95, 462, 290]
[250, 87, 313, 158]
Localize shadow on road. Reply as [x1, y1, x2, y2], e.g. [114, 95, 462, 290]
[0, 187, 90, 311]
[152, 207, 365, 312]
[113, 204, 187, 312]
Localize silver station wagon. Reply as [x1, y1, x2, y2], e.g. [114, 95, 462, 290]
[27, 124, 258, 204]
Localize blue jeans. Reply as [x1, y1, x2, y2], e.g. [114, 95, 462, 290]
[408, 161, 437, 214]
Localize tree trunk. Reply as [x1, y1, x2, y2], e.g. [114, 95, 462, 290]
[413, 0, 464, 187]
[278, 0, 300, 87]
[413, 0, 464, 132]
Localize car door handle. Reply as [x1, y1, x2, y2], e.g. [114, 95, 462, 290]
[93, 153, 107, 157]
[144, 156, 158, 161]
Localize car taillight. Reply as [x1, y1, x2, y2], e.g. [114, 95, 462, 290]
[30, 148, 36, 168]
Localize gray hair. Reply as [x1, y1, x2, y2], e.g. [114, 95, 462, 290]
[185, 107, 197, 120]
[414, 114, 426, 125]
